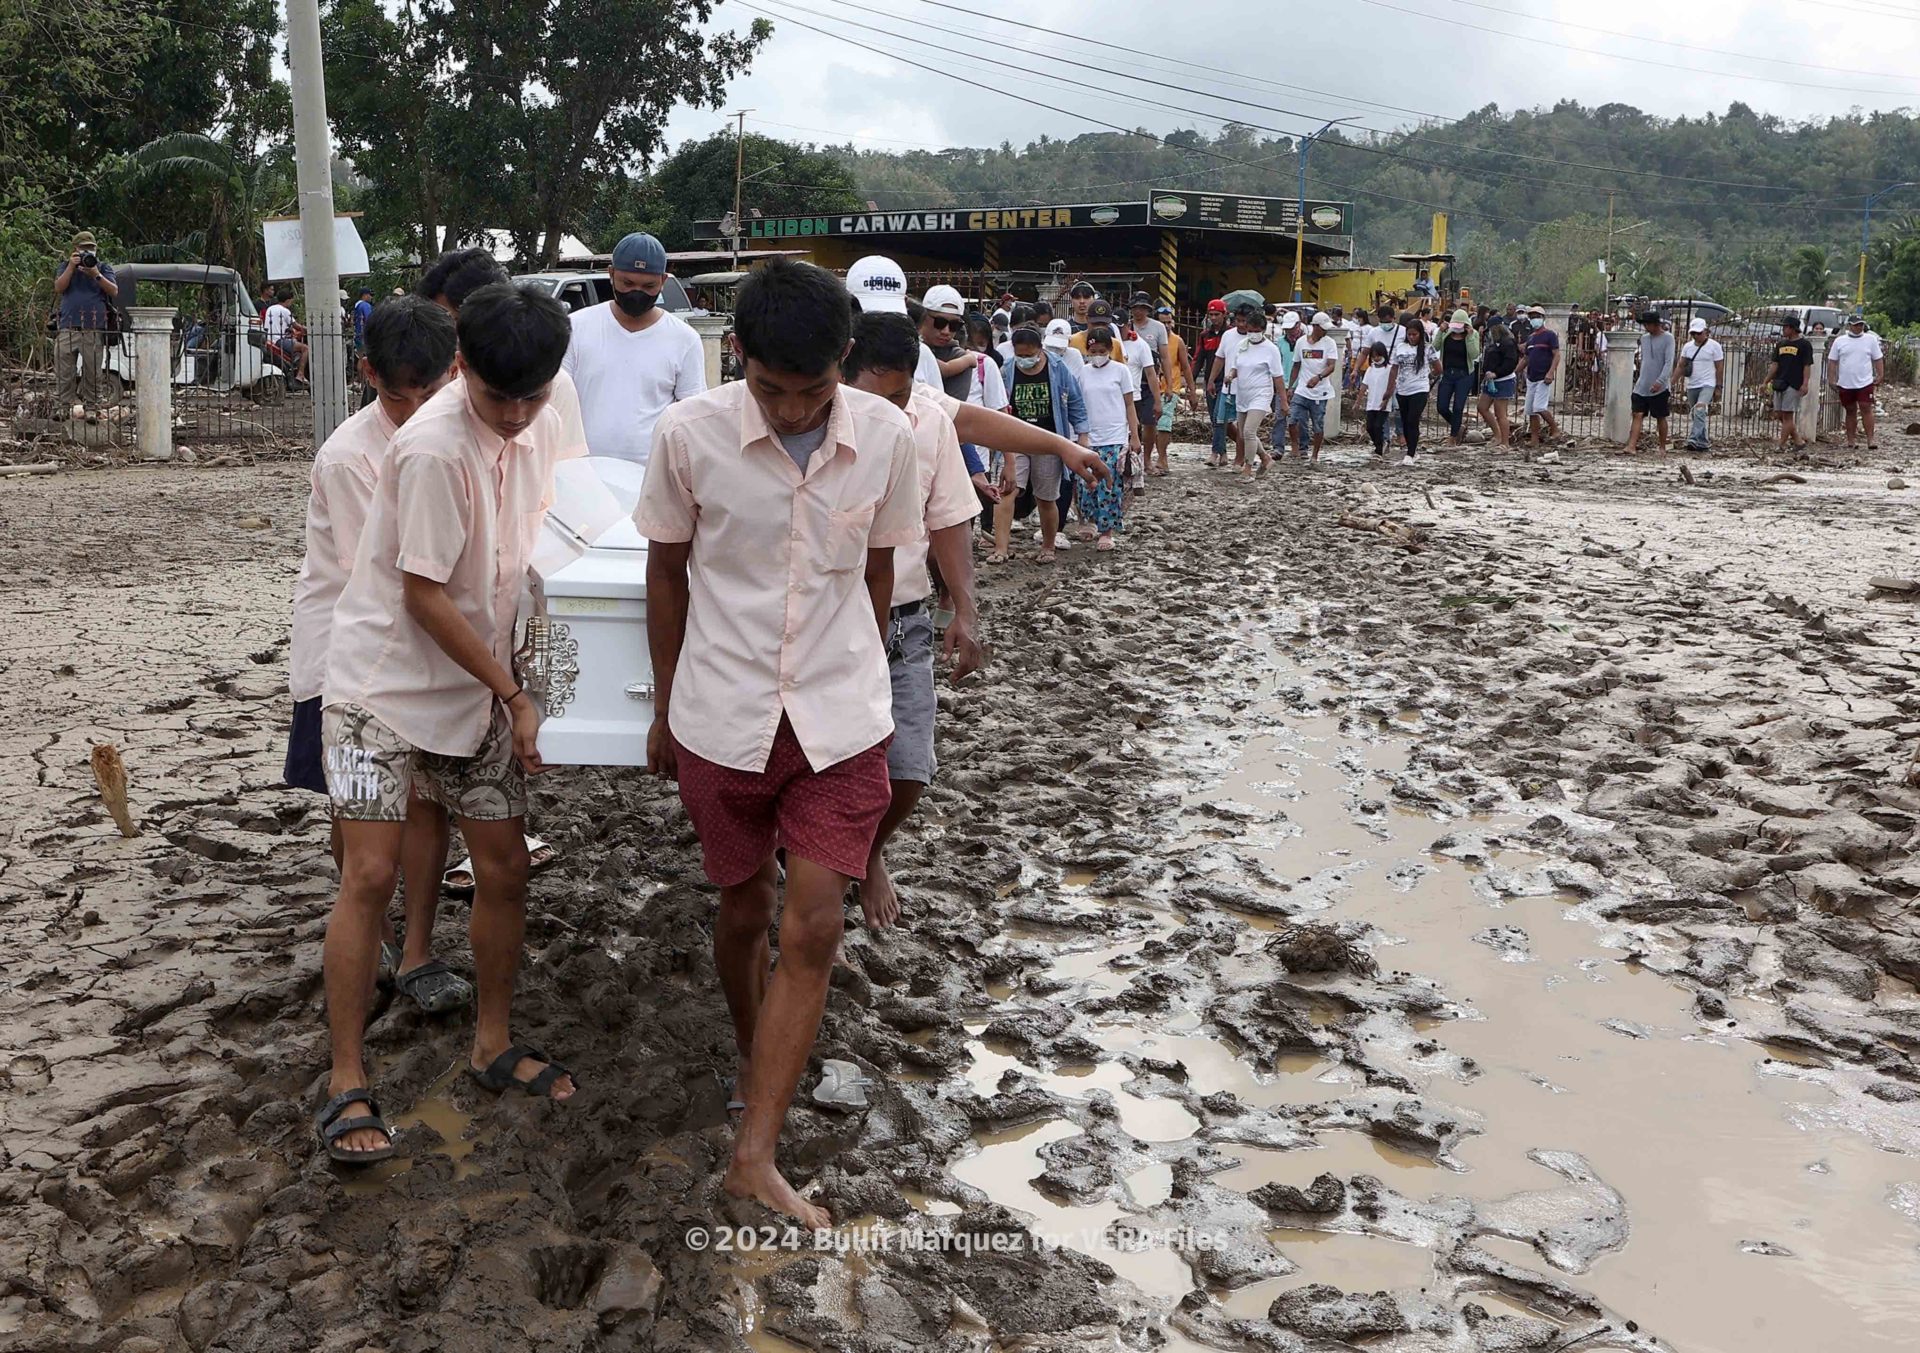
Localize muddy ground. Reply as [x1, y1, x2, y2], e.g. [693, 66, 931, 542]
[4, 415, 1920, 1353]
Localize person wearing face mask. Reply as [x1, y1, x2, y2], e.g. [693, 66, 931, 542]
[561, 231, 707, 468]
[1223, 311, 1286, 477]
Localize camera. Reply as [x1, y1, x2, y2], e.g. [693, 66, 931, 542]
[79, 252, 98, 270]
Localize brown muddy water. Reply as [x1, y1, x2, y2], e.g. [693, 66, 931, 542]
[928, 639, 1920, 1352]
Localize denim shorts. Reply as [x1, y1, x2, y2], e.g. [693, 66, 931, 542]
[1287, 397, 1328, 435]
[1483, 375, 1516, 400]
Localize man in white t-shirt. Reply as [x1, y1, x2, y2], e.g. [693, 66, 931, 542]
[1285, 313, 1339, 464]
[1676, 316, 1725, 452]
[847, 255, 944, 388]
[560, 232, 706, 467]
[1206, 306, 1255, 468]
[262, 297, 310, 387]
[1826, 314, 1886, 449]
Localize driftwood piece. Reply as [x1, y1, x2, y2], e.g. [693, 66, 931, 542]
[1336, 511, 1429, 553]
[1759, 472, 1808, 486]
[91, 744, 139, 838]
[0, 462, 61, 475]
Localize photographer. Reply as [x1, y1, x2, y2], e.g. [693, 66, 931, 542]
[53, 230, 119, 414]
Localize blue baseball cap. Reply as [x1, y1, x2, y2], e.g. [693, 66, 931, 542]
[610, 232, 668, 276]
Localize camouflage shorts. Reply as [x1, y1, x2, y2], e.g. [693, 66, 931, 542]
[322, 702, 525, 823]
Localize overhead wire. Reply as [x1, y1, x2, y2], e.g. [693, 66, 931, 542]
[758, 0, 1889, 216]
[877, 0, 1911, 194]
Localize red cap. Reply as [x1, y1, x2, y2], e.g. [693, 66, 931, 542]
[1206, 298, 1227, 313]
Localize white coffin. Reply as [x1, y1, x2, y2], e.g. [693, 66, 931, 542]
[529, 517, 654, 766]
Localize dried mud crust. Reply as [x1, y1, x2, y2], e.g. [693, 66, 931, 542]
[0, 428, 1917, 1352]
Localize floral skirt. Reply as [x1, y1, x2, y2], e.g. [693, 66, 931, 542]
[1076, 444, 1127, 533]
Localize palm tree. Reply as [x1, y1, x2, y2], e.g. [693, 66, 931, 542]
[118, 134, 289, 283]
[1789, 245, 1830, 304]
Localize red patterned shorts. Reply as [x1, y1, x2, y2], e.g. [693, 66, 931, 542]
[675, 717, 892, 888]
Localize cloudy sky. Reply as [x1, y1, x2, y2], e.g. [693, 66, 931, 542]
[660, 0, 1920, 159]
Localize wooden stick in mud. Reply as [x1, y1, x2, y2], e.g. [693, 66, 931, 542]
[0, 462, 62, 476]
[90, 744, 139, 838]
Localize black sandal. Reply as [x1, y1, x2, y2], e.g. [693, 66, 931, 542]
[468, 1044, 578, 1099]
[393, 959, 473, 1014]
[316, 1087, 396, 1165]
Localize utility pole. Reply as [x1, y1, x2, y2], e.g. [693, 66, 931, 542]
[1292, 117, 1355, 305]
[1603, 191, 1616, 306]
[731, 109, 753, 267]
[285, 0, 347, 450]
[1861, 181, 1916, 310]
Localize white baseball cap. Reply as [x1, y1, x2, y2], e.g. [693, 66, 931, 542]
[1043, 317, 1073, 350]
[922, 283, 965, 317]
[1311, 311, 1332, 328]
[846, 255, 909, 315]
[1688, 316, 1708, 333]
[1281, 311, 1302, 329]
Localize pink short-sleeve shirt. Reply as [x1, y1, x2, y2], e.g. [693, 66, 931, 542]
[289, 400, 397, 702]
[898, 383, 980, 607]
[636, 381, 923, 773]
[324, 378, 573, 756]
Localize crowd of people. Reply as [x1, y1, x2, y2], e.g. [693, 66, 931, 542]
[279, 238, 1896, 1233]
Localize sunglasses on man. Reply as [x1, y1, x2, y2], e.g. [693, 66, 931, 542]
[925, 315, 964, 334]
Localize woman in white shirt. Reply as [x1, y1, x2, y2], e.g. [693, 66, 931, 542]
[1075, 327, 1140, 550]
[1224, 324, 1287, 476]
[1383, 315, 1438, 462]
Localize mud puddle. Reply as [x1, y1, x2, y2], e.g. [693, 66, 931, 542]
[1187, 650, 1920, 1350]
[932, 632, 1920, 1352]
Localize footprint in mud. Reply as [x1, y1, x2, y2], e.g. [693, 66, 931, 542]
[7, 1053, 52, 1090]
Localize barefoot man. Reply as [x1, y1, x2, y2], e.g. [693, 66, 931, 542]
[638, 260, 922, 1225]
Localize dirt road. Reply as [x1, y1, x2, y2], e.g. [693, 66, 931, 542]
[3, 427, 1919, 1353]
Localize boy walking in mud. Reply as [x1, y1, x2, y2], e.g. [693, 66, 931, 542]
[314, 284, 581, 1164]
[288, 296, 475, 1017]
[841, 311, 985, 929]
[638, 260, 922, 1226]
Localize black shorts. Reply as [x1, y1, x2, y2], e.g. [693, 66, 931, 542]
[1630, 390, 1672, 419]
[284, 696, 328, 793]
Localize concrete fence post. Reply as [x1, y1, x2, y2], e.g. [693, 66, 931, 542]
[1602, 329, 1640, 445]
[127, 306, 177, 462]
[1799, 334, 1828, 445]
[688, 313, 728, 389]
[1326, 344, 1344, 439]
[1544, 304, 1576, 409]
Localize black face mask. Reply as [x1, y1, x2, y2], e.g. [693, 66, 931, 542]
[614, 287, 659, 317]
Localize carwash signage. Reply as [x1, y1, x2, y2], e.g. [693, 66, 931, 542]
[697, 202, 1154, 239]
[696, 193, 1349, 239]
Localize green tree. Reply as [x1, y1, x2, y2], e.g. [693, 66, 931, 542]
[620, 130, 864, 252]
[116, 133, 291, 281]
[1875, 237, 1920, 325]
[323, 0, 769, 267]
[1790, 245, 1831, 302]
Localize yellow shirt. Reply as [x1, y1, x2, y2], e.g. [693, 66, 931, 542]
[1165, 332, 1190, 394]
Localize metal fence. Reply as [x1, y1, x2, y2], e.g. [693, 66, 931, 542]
[3, 302, 359, 458]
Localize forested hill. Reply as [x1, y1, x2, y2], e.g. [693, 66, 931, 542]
[824, 102, 1920, 309]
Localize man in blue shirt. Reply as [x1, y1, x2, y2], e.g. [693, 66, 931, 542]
[53, 230, 119, 415]
[351, 288, 374, 354]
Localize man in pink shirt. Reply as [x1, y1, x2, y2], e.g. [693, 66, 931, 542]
[286, 295, 473, 1017]
[315, 284, 580, 1165]
[638, 261, 922, 1226]
[841, 311, 983, 928]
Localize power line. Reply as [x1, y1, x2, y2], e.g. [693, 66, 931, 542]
[762, 0, 1886, 215]
[880, 0, 1911, 194]
[736, 0, 1573, 231]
